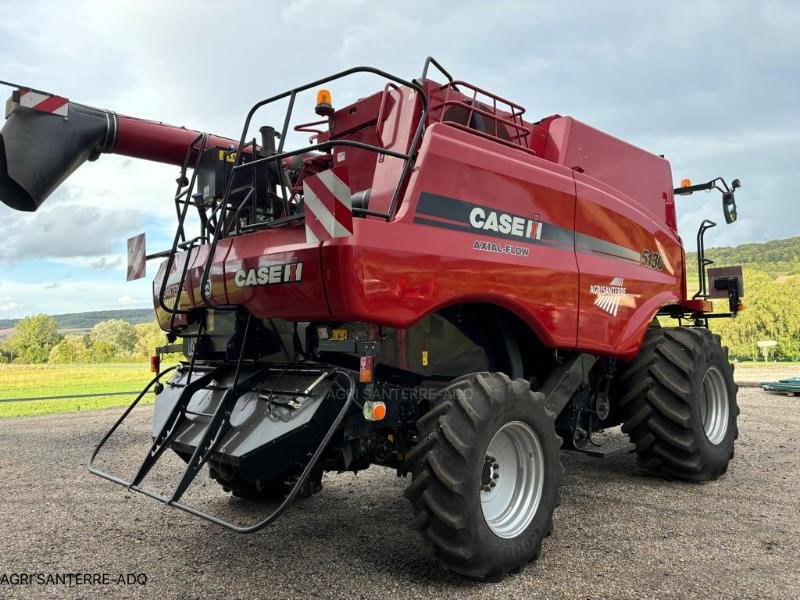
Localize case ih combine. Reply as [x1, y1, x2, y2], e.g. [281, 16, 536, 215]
[0, 58, 743, 579]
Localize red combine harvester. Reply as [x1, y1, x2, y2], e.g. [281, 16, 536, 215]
[0, 58, 744, 579]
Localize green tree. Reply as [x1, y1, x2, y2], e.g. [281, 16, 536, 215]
[133, 321, 168, 360]
[711, 269, 800, 361]
[5, 314, 62, 363]
[48, 335, 90, 364]
[89, 319, 138, 357]
[87, 340, 118, 363]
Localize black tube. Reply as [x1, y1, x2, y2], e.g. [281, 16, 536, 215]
[0, 100, 114, 211]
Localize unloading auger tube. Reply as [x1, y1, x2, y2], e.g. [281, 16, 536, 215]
[0, 79, 250, 211]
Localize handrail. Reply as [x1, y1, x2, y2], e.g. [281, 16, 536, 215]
[420, 56, 457, 90]
[199, 65, 429, 311]
[430, 78, 531, 152]
[693, 219, 717, 300]
[156, 133, 208, 320]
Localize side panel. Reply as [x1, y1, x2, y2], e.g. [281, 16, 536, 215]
[574, 173, 683, 357]
[223, 224, 330, 321]
[324, 123, 580, 349]
[153, 240, 230, 331]
[544, 116, 676, 227]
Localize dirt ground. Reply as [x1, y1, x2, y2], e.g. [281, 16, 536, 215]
[0, 387, 798, 599]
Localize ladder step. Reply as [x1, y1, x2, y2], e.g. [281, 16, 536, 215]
[168, 367, 267, 504]
[129, 367, 226, 488]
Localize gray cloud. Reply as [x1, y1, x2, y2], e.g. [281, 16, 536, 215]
[90, 256, 123, 271]
[0, 0, 796, 250]
[0, 204, 146, 262]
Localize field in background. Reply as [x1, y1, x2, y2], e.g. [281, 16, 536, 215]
[1, 361, 798, 420]
[0, 364, 157, 418]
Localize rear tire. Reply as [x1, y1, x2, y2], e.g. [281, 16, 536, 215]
[404, 372, 561, 580]
[616, 327, 738, 481]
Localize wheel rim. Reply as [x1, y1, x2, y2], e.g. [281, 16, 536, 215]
[700, 366, 729, 445]
[480, 421, 544, 539]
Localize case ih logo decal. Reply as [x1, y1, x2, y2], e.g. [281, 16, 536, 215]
[234, 262, 303, 288]
[414, 192, 655, 266]
[590, 277, 635, 317]
[414, 192, 555, 248]
[468, 207, 543, 240]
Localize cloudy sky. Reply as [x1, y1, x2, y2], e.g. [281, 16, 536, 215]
[0, 0, 797, 319]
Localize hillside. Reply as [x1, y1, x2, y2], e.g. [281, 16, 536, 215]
[0, 309, 153, 331]
[686, 235, 800, 277]
[1, 238, 797, 334]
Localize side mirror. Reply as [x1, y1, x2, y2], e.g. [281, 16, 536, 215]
[722, 191, 737, 224]
[673, 176, 741, 225]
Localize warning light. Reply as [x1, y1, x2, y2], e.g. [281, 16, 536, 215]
[315, 89, 334, 117]
[680, 178, 692, 188]
[150, 354, 161, 374]
[373, 402, 387, 421]
[359, 355, 374, 383]
[363, 401, 386, 421]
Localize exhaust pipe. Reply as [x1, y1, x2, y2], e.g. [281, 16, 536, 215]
[0, 87, 244, 212]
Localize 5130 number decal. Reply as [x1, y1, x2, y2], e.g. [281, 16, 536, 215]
[640, 249, 664, 270]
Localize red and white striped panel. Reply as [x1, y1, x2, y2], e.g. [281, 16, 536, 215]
[18, 89, 69, 117]
[302, 167, 353, 244]
[127, 233, 146, 281]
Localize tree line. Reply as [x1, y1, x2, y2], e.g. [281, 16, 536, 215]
[1, 267, 799, 364]
[708, 269, 800, 361]
[0, 316, 168, 364]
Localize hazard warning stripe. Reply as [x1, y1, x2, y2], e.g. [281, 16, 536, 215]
[18, 89, 69, 117]
[127, 233, 146, 281]
[302, 168, 352, 244]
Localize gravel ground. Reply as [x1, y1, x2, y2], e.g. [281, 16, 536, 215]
[0, 387, 798, 600]
[733, 364, 799, 386]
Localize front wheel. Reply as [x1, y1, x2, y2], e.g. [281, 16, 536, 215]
[404, 372, 561, 580]
[616, 327, 739, 481]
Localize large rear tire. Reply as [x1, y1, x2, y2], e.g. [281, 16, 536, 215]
[616, 327, 738, 481]
[404, 372, 561, 580]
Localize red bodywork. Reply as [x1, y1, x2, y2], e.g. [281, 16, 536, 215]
[155, 80, 700, 360]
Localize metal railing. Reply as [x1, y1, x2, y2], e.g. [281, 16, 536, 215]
[0, 391, 145, 404]
[198, 65, 429, 311]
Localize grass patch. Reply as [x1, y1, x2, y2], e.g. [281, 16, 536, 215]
[0, 364, 158, 418]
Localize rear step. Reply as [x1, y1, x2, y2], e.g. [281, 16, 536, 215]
[573, 430, 635, 458]
[129, 365, 227, 489]
[89, 363, 355, 533]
